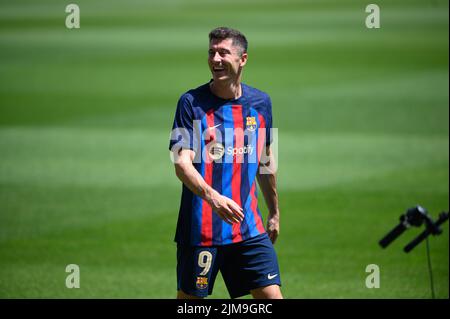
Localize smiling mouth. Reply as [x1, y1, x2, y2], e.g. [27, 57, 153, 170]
[213, 66, 226, 72]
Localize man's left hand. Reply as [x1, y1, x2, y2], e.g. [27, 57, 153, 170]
[266, 214, 279, 244]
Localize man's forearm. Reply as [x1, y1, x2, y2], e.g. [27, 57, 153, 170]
[174, 154, 244, 225]
[256, 172, 279, 216]
[175, 161, 217, 203]
[257, 170, 280, 244]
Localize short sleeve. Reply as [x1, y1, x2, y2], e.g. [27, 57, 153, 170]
[169, 94, 195, 152]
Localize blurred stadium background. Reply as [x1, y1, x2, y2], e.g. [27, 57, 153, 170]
[0, 0, 448, 298]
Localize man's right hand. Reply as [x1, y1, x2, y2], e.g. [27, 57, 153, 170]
[207, 191, 244, 225]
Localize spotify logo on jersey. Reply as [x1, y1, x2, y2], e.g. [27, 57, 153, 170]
[227, 145, 253, 156]
[207, 142, 225, 160]
[207, 142, 254, 161]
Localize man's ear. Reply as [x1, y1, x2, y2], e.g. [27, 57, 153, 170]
[240, 52, 248, 67]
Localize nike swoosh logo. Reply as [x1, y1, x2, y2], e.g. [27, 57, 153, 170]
[208, 124, 221, 129]
[267, 273, 278, 280]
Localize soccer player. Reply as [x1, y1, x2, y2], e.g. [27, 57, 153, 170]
[169, 27, 282, 299]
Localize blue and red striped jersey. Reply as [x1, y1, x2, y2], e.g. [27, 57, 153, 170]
[169, 81, 273, 246]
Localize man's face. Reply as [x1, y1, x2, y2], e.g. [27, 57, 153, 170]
[208, 38, 247, 82]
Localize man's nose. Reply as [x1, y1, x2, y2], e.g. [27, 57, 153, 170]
[212, 52, 221, 62]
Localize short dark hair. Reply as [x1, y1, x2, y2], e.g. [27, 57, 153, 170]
[208, 27, 248, 55]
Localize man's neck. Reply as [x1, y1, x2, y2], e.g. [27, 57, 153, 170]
[209, 80, 242, 100]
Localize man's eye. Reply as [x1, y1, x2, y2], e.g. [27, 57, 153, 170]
[208, 50, 229, 57]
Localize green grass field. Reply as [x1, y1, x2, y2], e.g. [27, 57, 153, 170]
[0, 0, 448, 298]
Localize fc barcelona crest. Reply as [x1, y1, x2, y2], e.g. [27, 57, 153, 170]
[246, 116, 257, 132]
[196, 276, 208, 289]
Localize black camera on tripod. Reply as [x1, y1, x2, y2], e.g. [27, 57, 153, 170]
[379, 205, 449, 253]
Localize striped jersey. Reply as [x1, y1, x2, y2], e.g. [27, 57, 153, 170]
[169, 81, 272, 246]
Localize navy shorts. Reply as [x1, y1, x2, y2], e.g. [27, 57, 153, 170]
[176, 232, 281, 298]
